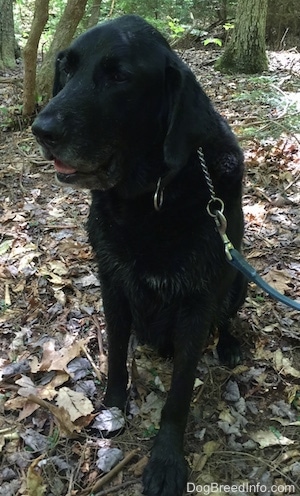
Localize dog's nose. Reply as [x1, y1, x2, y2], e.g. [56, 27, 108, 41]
[32, 114, 64, 146]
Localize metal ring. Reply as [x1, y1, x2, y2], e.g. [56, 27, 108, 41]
[206, 197, 224, 217]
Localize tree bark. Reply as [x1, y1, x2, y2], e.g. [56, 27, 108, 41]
[36, 0, 89, 102]
[0, 0, 15, 69]
[266, 0, 300, 49]
[23, 0, 49, 116]
[216, 0, 268, 74]
[87, 0, 103, 29]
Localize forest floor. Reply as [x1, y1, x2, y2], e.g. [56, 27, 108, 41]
[0, 48, 300, 496]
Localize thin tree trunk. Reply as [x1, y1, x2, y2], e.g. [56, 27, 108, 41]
[0, 0, 15, 69]
[36, 0, 89, 102]
[23, 0, 49, 116]
[87, 0, 103, 29]
[216, 0, 268, 74]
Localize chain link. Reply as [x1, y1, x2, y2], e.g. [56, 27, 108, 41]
[197, 148, 216, 200]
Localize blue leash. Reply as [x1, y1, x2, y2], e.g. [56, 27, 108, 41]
[212, 208, 300, 312]
[228, 247, 300, 311]
[198, 149, 300, 312]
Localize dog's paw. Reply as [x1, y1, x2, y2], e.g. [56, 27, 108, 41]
[142, 450, 187, 496]
[217, 333, 242, 368]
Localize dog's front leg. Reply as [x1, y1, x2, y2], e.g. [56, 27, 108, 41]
[101, 281, 132, 411]
[143, 306, 210, 496]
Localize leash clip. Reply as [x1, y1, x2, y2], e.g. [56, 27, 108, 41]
[206, 197, 234, 261]
[215, 210, 234, 261]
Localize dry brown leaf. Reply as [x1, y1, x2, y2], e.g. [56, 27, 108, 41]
[45, 371, 70, 392]
[5, 395, 29, 411]
[31, 338, 87, 373]
[16, 375, 38, 397]
[55, 387, 94, 421]
[264, 268, 291, 294]
[39, 265, 70, 286]
[27, 394, 81, 437]
[47, 260, 69, 275]
[49, 339, 87, 371]
[190, 441, 220, 472]
[26, 455, 47, 496]
[273, 350, 300, 378]
[18, 402, 40, 421]
[249, 430, 294, 448]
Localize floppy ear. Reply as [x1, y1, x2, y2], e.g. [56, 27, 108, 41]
[52, 51, 65, 97]
[163, 63, 211, 170]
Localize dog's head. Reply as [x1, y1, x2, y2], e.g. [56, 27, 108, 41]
[32, 15, 208, 192]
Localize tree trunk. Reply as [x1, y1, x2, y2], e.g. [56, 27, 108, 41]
[216, 0, 268, 74]
[23, 0, 49, 116]
[36, 0, 89, 103]
[87, 0, 103, 29]
[0, 0, 15, 69]
[266, 0, 300, 49]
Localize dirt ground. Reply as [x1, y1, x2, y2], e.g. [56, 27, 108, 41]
[0, 49, 299, 496]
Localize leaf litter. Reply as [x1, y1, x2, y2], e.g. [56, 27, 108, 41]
[0, 49, 300, 495]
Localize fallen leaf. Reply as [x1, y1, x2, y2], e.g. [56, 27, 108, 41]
[264, 268, 291, 294]
[32, 338, 87, 373]
[191, 441, 220, 472]
[47, 260, 68, 275]
[140, 392, 164, 430]
[249, 429, 295, 448]
[18, 251, 41, 273]
[96, 447, 123, 473]
[27, 395, 81, 437]
[26, 455, 47, 496]
[55, 387, 94, 421]
[0, 239, 13, 255]
[273, 350, 300, 378]
[93, 407, 125, 433]
[16, 375, 38, 397]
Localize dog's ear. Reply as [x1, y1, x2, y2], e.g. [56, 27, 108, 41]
[52, 51, 65, 97]
[164, 62, 210, 170]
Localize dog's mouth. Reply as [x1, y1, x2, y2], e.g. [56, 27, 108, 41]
[50, 155, 121, 190]
[54, 158, 77, 175]
[54, 158, 79, 184]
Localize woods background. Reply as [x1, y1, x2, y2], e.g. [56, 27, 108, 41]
[1, 0, 300, 115]
[0, 2, 299, 496]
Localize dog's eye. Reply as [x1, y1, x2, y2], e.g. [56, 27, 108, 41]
[61, 65, 72, 81]
[104, 65, 130, 84]
[110, 71, 128, 83]
[98, 58, 130, 85]
[59, 51, 77, 83]
[61, 70, 69, 82]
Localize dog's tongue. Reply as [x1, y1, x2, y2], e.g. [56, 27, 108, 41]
[54, 158, 76, 174]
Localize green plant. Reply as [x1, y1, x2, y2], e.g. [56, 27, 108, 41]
[0, 300, 10, 314]
[203, 37, 222, 47]
[223, 22, 235, 31]
[167, 17, 185, 38]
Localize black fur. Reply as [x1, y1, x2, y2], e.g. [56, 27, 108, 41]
[32, 15, 247, 496]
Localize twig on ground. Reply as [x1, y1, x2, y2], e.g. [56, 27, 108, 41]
[79, 448, 139, 496]
[283, 171, 300, 192]
[81, 343, 102, 382]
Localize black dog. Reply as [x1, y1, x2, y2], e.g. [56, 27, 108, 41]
[32, 15, 247, 496]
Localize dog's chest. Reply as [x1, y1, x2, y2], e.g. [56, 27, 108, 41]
[89, 205, 221, 298]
